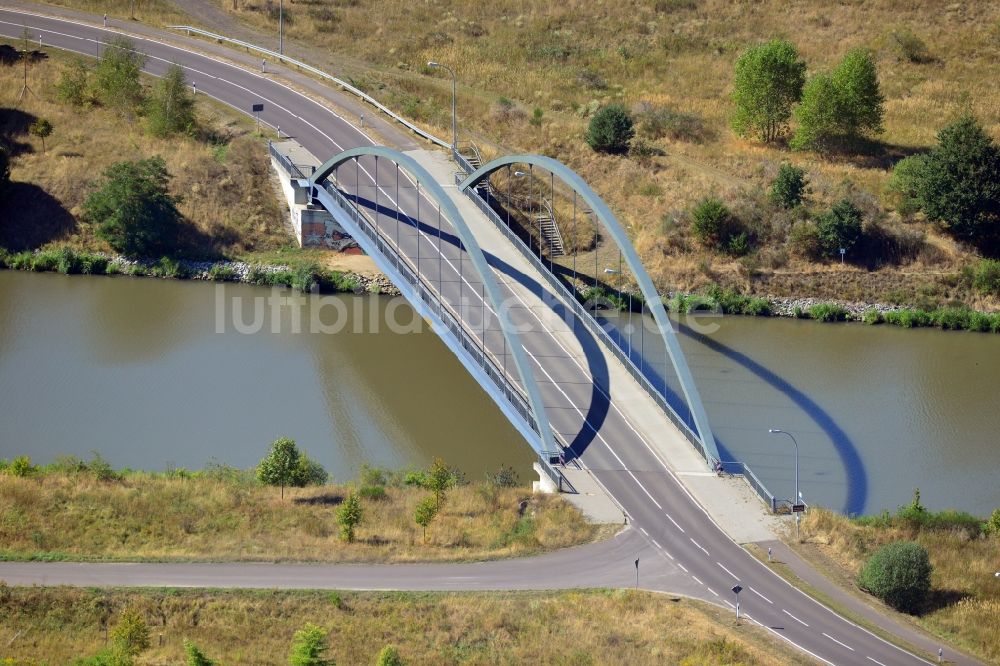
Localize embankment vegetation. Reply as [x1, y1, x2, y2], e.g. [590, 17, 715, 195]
[0, 586, 811, 665]
[796, 493, 1000, 663]
[0, 36, 287, 262]
[0, 453, 610, 563]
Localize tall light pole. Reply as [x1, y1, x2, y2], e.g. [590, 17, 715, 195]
[769, 428, 801, 538]
[278, 0, 283, 55]
[427, 61, 457, 152]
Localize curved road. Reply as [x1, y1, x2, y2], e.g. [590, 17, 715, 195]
[0, 8, 973, 665]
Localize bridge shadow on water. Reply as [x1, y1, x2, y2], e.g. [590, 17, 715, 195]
[347, 190, 867, 515]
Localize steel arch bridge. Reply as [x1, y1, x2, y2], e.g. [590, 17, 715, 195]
[302, 145, 719, 480]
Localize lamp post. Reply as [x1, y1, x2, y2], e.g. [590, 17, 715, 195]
[427, 61, 457, 152]
[769, 428, 801, 538]
[278, 0, 283, 55]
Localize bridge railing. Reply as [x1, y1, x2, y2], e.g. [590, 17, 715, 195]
[454, 163, 779, 511]
[171, 26, 451, 150]
[269, 143, 305, 179]
[270, 144, 574, 492]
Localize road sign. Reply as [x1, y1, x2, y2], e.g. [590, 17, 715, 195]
[731, 585, 742, 595]
[792, 503, 806, 513]
[252, 103, 264, 112]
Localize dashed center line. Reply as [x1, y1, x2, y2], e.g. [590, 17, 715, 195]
[677, 563, 688, 573]
[823, 633, 854, 651]
[866, 657, 887, 666]
[664, 513, 685, 533]
[691, 575, 703, 586]
[782, 609, 808, 627]
[707, 587, 719, 597]
[749, 586, 772, 604]
[689, 538, 709, 556]
[716, 561, 740, 581]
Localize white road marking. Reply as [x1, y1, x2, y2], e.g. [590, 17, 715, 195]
[723, 599, 735, 609]
[661, 549, 674, 561]
[639, 527, 649, 536]
[707, 587, 719, 597]
[651, 539, 661, 549]
[866, 657, 887, 666]
[716, 561, 740, 581]
[746, 616, 836, 666]
[823, 633, 854, 651]
[782, 609, 808, 627]
[676, 563, 688, 573]
[664, 513, 685, 533]
[689, 538, 709, 556]
[748, 586, 772, 604]
[691, 575, 703, 586]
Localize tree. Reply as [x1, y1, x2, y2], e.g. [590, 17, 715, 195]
[110, 606, 150, 658]
[916, 115, 1000, 253]
[29, 118, 52, 153]
[257, 437, 301, 498]
[82, 156, 181, 257]
[296, 454, 329, 486]
[769, 163, 808, 209]
[184, 640, 215, 666]
[731, 39, 806, 143]
[336, 491, 362, 543]
[426, 457, 454, 509]
[815, 199, 863, 259]
[414, 495, 437, 543]
[792, 49, 884, 151]
[857, 541, 932, 613]
[375, 646, 403, 666]
[147, 63, 196, 137]
[586, 104, 634, 154]
[56, 57, 91, 107]
[94, 36, 147, 116]
[886, 154, 929, 216]
[289, 623, 334, 666]
[831, 48, 884, 139]
[690, 197, 735, 250]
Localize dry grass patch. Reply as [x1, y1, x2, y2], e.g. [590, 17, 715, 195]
[0, 39, 288, 257]
[797, 507, 1000, 663]
[0, 469, 613, 563]
[0, 585, 812, 665]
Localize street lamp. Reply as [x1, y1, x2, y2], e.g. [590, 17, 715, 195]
[278, 0, 284, 55]
[769, 428, 801, 538]
[427, 61, 457, 152]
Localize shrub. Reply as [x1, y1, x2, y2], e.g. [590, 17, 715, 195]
[731, 39, 806, 143]
[6, 455, 37, 477]
[359, 464, 387, 487]
[207, 264, 237, 281]
[487, 464, 520, 488]
[862, 309, 884, 325]
[9, 251, 34, 270]
[31, 250, 59, 272]
[857, 541, 932, 613]
[358, 485, 387, 501]
[94, 36, 147, 116]
[56, 57, 91, 106]
[891, 28, 933, 64]
[184, 640, 215, 666]
[586, 104, 634, 154]
[815, 199, 863, 259]
[296, 454, 328, 486]
[147, 64, 196, 137]
[886, 154, 929, 217]
[111, 606, 150, 658]
[884, 308, 932, 328]
[793, 49, 884, 150]
[56, 247, 80, 274]
[288, 623, 333, 666]
[691, 197, 732, 249]
[337, 492, 363, 543]
[770, 164, 808, 209]
[82, 157, 182, 257]
[375, 645, 403, 666]
[986, 508, 1000, 535]
[152, 256, 188, 279]
[916, 115, 1000, 253]
[808, 303, 848, 322]
[972, 259, 1000, 296]
[634, 103, 709, 143]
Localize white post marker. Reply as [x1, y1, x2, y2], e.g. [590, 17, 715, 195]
[192, 82, 197, 94]
[103, 13, 107, 27]
[261, 58, 266, 73]
[767, 547, 772, 562]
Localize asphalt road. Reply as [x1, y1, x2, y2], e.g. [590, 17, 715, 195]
[0, 9, 968, 665]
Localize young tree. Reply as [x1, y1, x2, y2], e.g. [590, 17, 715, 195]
[690, 197, 734, 250]
[375, 646, 403, 666]
[184, 640, 216, 666]
[94, 36, 147, 116]
[916, 115, 1000, 253]
[586, 104, 634, 154]
[769, 163, 808, 209]
[414, 495, 437, 543]
[56, 57, 91, 106]
[82, 156, 181, 257]
[426, 457, 454, 509]
[257, 437, 301, 498]
[790, 73, 842, 152]
[110, 606, 150, 658]
[731, 39, 806, 143]
[857, 541, 932, 613]
[147, 63, 196, 137]
[336, 491, 362, 543]
[295, 454, 329, 486]
[815, 199, 863, 259]
[29, 118, 52, 153]
[289, 623, 334, 666]
[831, 48, 884, 139]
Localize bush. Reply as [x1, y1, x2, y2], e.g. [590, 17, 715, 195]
[884, 308, 932, 328]
[152, 256, 188, 279]
[6, 455, 37, 477]
[207, 264, 237, 281]
[586, 104, 634, 154]
[375, 645, 403, 666]
[972, 259, 1000, 296]
[886, 154, 929, 217]
[815, 199, 863, 259]
[691, 197, 732, 249]
[147, 64, 196, 137]
[891, 28, 933, 64]
[82, 157, 182, 257]
[94, 36, 147, 116]
[56, 57, 92, 106]
[731, 39, 806, 143]
[986, 508, 1000, 535]
[56, 247, 80, 274]
[184, 640, 215, 666]
[288, 623, 333, 666]
[359, 464, 388, 487]
[634, 102, 709, 143]
[916, 115, 1000, 253]
[808, 303, 848, 322]
[111, 607, 150, 658]
[359, 485, 387, 501]
[770, 164, 808, 209]
[337, 492, 363, 543]
[862, 309, 884, 325]
[31, 250, 59, 272]
[486, 464, 520, 488]
[857, 541, 932, 613]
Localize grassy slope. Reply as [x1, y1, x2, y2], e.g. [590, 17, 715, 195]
[0, 586, 813, 665]
[208, 0, 1000, 307]
[0, 469, 613, 563]
[0, 38, 289, 258]
[796, 508, 1000, 663]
